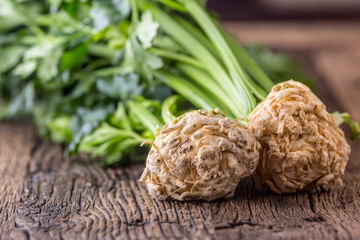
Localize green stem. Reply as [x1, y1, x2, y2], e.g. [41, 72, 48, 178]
[182, 0, 257, 114]
[174, 16, 222, 63]
[333, 112, 360, 140]
[130, 0, 139, 24]
[88, 44, 117, 59]
[137, 0, 247, 116]
[157, 0, 187, 12]
[177, 63, 237, 117]
[128, 101, 162, 135]
[154, 70, 219, 111]
[92, 66, 125, 77]
[161, 95, 181, 124]
[149, 48, 204, 69]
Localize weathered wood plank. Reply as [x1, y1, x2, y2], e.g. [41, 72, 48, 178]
[0, 123, 36, 239]
[6, 134, 360, 240]
[225, 22, 360, 50]
[12, 140, 216, 239]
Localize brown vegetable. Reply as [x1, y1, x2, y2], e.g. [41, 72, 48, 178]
[140, 109, 260, 201]
[249, 80, 351, 194]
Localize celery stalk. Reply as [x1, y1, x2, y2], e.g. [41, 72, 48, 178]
[181, 0, 257, 114]
[177, 63, 237, 117]
[148, 48, 204, 69]
[154, 71, 219, 111]
[137, 0, 247, 116]
[128, 101, 162, 135]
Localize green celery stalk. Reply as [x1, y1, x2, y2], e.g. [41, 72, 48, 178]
[333, 112, 360, 141]
[128, 101, 162, 135]
[181, 0, 257, 114]
[148, 48, 204, 69]
[177, 63, 236, 117]
[137, 0, 246, 116]
[174, 16, 223, 63]
[88, 44, 117, 59]
[157, 0, 187, 12]
[161, 95, 181, 124]
[130, 0, 139, 24]
[154, 70, 219, 111]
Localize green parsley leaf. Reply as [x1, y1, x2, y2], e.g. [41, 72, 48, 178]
[136, 11, 159, 49]
[90, 0, 130, 31]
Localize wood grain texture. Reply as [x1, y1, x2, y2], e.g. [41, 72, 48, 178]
[0, 123, 36, 239]
[1, 127, 360, 240]
[1, 22, 360, 240]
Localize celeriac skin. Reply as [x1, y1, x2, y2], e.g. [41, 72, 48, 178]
[249, 80, 351, 194]
[140, 109, 260, 201]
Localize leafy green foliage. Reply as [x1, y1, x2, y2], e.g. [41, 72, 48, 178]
[8, 82, 35, 115]
[90, 0, 131, 31]
[60, 42, 88, 71]
[96, 73, 144, 100]
[135, 11, 160, 49]
[0, 0, 172, 164]
[79, 122, 145, 164]
[160, 95, 191, 124]
[0, 46, 26, 73]
[123, 36, 163, 84]
[47, 115, 73, 143]
[68, 106, 115, 154]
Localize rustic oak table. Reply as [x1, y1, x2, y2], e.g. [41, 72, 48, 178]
[1, 22, 360, 240]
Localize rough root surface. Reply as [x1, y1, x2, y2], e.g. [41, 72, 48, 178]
[249, 80, 351, 194]
[140, 109, 260, 201]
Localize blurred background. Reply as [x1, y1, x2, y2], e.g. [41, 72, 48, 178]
[208, 0, 360, 21]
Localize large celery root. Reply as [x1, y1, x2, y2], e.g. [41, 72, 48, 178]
[249, 80, 351, 194]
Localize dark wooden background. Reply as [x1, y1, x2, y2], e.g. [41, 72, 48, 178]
[207, 0, 360, 20]
[1, 22, 360, 240]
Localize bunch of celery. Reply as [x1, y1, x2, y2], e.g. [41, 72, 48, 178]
[0, 0, 357, 164]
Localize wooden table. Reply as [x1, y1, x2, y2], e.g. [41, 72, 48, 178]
[1, 22, 360, 240]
